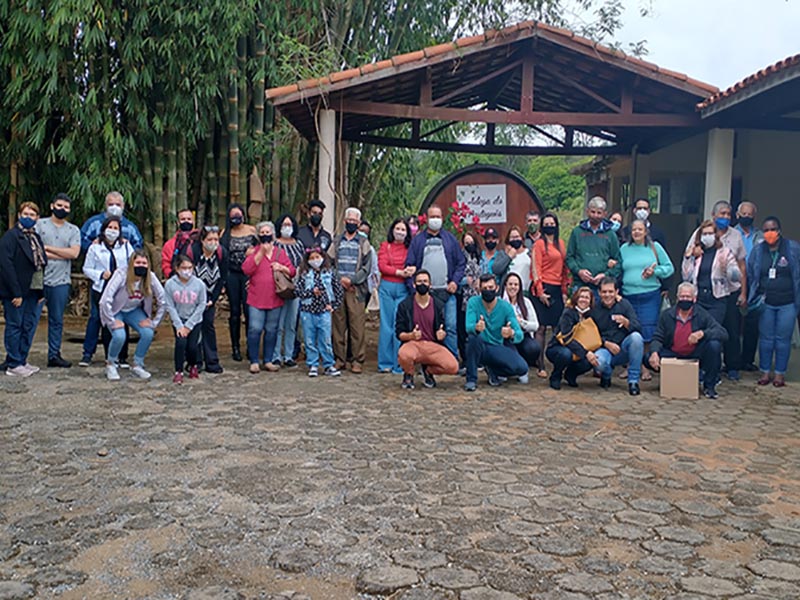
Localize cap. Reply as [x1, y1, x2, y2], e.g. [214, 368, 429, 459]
[484, 227, 499, 239]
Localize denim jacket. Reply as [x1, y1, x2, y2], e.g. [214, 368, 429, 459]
[747, 238, 800, 316]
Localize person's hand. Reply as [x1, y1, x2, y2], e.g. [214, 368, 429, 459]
[405, 265, 416, 277]
[688, 330, 704, 345]
[206, 301, 212, 308]
[649, 353, 661, 370]
[177, 326, 190, 338]
[501, 321, 514, 339]
[607, 259, 618, 269]
[578, 269, 593, 283]
[112, 319, 125, 330]
[611, 314, 629, 329]
[341, 276, 352, 290]
[539, 292, 551, 307]
[466, 275, 474, 286]
[642, 263, 656, 279]
[604, 341, 621, 355]
[325, 304, 333, 312]
[102, 270, 112, 280]
[11, 297, 22, 308]
[475, 315, 486, 333]
[313, 287, 321, 296]
[737, 291, 746, 307]
[270, 261, 284, 272]
[446, 281, 457, 294]
[139, 318, 153, 328]
[690, 245, 703, 258]
[412, 324, 422, 340]
[592, 273, 605, 285]
[586, 351, 599, 367]
[435, 324, 446, 341]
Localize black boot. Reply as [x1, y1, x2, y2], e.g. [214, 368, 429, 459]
[230, 319, 243, 362]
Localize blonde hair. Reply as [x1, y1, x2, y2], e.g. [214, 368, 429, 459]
[126, 249, 152, 298]
[18, 201, 40, 216]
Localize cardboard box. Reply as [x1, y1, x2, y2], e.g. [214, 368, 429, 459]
[659, 357, 699, 399]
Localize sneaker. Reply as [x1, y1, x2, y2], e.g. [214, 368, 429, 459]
[249, 363, 260, 374]
[628, 382, 640, 396]
[457, 366, 467, 377]
[599, 376, 611, 389]
[188, 365, 199, 379]
[131, 365, 151, 380]
[263, 362, 280, 372]
[173, 372, 184, 384]
[518, 373, 529, 384]
[24, 363, 40, 374]
[324, 366, 341, 377]
[47, 355, 72, 368]
[402, 373, 415, 389]
[703, 386, 719, 399]
[549, 377, 562, 390]
[308, 366, 319, 377]
[6, 365, 33, 377]
[421, 367, 436, 388]
[78, 356, 92, 367]
[106, 364, 120, 381]
[284, 359, 298, 368]
[486, 368, 501, 387]
[464, 380, 477, 392]
[117, 360, 130, 369]
[205, 365, 224, 374]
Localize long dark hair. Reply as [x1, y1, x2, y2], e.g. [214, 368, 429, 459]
[387, 217, 411, 248]
[277, 213, 299, 239]
[542, 211, 563, 256]
[220, 202, 247, 247]
[100, 216, 123, 247]
[462, 231, 481, 261]
[503, 272, 528, 320]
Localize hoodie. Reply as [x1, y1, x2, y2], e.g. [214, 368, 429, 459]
[164, 274, 207, 330]
[565, 219, 621, 285]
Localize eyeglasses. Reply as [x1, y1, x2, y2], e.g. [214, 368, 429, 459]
[203, 225, 220, 232]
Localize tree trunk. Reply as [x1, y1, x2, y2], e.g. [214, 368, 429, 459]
[237, 35, 248, 204]
[205, 133, 217, 225]
[9, 159, 19, 227]
[177, 135, 188, 210]
[218, 125, 230, 221]
[166, 131, 177, 233]
[228, 71, 240, 204]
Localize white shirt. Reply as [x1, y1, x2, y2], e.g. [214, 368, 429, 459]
[82, 240, 134, 292]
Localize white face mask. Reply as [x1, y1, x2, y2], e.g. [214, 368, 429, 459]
[106, 205, 123, 218]
[701, 233, 716, 249]
[393, 228, 406, 242]
[634, 208, 649, 221]
[427, 217, 443, 232]
[104, 228, 120, 242]
[178, 269, 193, 280]
[309, 258, 323, 270]
[281, 226, 293, 238]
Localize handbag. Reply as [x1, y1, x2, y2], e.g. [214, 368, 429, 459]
[272, 249, 296, 299]
[555, 316, 602, 360]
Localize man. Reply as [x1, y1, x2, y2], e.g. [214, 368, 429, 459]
[649, 282, 728, 399]
[328, 207, 373, 373]
[591, 277, 644, 395]
[396, 269, 459, 389]
[34, 193, 81, 368]
[620, 197, 667, 248]
[80, 191, 144, 251]
[523, 210, 541, 250]
[297, 199, 333, 253]
[161, 208, 197, 278]
[735, 201, 763, 371]
[566, 196, 621, 294]
[683, 200, 747, 380]
[405, 205, 466, 358]
[463, 274, 528, 391]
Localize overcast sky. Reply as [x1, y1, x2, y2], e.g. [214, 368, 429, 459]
[614, 0, 799, 90]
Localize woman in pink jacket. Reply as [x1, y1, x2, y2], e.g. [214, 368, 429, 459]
[242, 221, 296, 373]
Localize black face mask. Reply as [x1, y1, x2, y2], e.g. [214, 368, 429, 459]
[52, 207, 70, 220]
[464, 243, 477, 255]
[133, 266, 148, 277]
[509, 239, 523, 250]
[737, 216, 753, 228]
[309, 214, 323, 227]
[415, 283, 430, 296]
[345, 222, 359, 234]
[230, 216, 243, 226]
[179, 221, 193, 232]
[259, 234, 273, 244]
[541, 225, 557, 236]
[481, 288, 497, 303]
[677, 299, 694, 311]
[485, 240, 497, 250]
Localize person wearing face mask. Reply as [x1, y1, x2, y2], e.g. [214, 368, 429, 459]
[746, 217, 800, 388]
[620, 198, 667, 249]
[220, 203, 258, 362]
[681, 220, 741, 328]
[272, 214, 305, 368]
[649, 282, 728, 399]
[735, 201, 763, 371]
[684, 200, 747, 381]
[161, 208, 197, 279]
[609, 212, 624, 244]
[463, 274, 527, 391]
[297, 199, 333, 253]
[164, 256, 208, 384]
[407, 215, 420, 238]
[187, 225, 228, 373]
[377, 218, 414, 374]
[0, 202, 48, 377]
[396, 269, 458, 389]
[80, 216, 134, 367]
[566, 196, 621, 295]
[480, 227, 511, 282]
[457, 232, 483, 367]
[34, 193, 80, 368]
[405, 205, 466, 360]
[546, 287, 600, 390]
[523, 210, 541, 250]
[99, 250, 166, 381]
[80, 190, 144, 251]
[505, 226, 532, 294]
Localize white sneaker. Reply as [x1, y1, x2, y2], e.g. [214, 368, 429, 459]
[518, 374, 529, 384]
[24, 363, 40, 374]
[6, 365, 33, 377]
[308, 366, 319, 377]
[106, 364, 120, 381]
[131, 365, 151, 380]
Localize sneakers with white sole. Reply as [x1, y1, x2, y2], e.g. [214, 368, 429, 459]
[131, 365, 151, 380]
[6, 365, 33, 377]
[24, 363, 40, 374]
[106, 364, 120, 381]
[308, 366, 319, 377]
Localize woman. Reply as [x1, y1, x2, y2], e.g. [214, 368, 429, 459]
[457, 231, 482, 364]
[532, 212, 570, 378]
[81, 216, 134, 366]
[505, 225, 532, 295]
[747, 216, 800, 387]
[609, 212, 624, 244]
[407, 215, 420, 238]
[242, 221, 296, 374]
[0, 202, 47, 377]
[100, 250, 166, 381]
[273, 213, 305, 367]
[165, 255, 207, 383]
[620, 219, 674, 380]
[377, 218, 413, 373]
[682, 219, 740, 326]
[545, 286, 600, 390]
[189, 225, 228, 373]
[502, 272, 541, 383]
[220, 203, 258, 361]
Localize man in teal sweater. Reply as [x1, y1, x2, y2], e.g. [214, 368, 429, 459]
[566, 196, 621, 293]
[464, 273, 528, 391]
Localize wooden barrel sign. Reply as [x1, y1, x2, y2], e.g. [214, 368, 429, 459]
[419, 164, 544, 240]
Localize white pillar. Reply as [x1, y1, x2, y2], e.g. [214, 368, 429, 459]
[318, 109, 336, 233]
[703, 128, 734, 217]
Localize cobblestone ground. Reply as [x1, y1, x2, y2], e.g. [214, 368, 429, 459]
[1, 319, 800, 599]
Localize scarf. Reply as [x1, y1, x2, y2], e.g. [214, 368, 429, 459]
[18, 223, 47, 270]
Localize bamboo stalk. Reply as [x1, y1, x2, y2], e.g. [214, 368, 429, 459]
[176, 136, 187, 211]
[228, 69, 240, 204]
[205, 133, 217, 225]
[237, 35, 248, 204]
[166, 131, 177, 232]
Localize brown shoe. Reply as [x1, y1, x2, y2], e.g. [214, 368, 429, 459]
[263, 362, 280, 372]
[350, 362, 363, 374]
[249, 363, 260, 374]
[334, 360, 346, 370]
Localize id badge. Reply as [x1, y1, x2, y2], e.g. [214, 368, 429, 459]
[769, 268, 777, 280]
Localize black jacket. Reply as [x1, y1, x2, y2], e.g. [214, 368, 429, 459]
[547, 307, 593, 359]
[650, 303, 728, 355]
[395, 294, 446, 344]
[591, 298, 641, 345]
[187, 240, 229, 304]
[0, 226, 47, 299]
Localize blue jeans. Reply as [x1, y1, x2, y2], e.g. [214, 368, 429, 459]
[377, 280, 409, 372]
[594, 332, 644, 383]
[443, 293, 458, 358]
[273, 297, 299, 362]
[3, 293, 42, 368]
[546, 345, 593, 384]
[759, 303, 796, 375]
[465, 334, 528, 384]
[247, 305, 280, 364]
[301, 310, 334, 368]
[107, 307, 155, 367]
[82, 289, 102, 358]
[39, 284, 70, 360]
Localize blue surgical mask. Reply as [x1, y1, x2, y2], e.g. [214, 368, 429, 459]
[610, 220, 621, 232]
[714, 217, 730, 230]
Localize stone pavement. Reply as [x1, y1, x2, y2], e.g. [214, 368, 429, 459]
[1, 322, 800, 599]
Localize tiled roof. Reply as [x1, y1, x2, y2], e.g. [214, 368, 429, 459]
[697, 53, 800, 110]
[266, 20, 718, 102]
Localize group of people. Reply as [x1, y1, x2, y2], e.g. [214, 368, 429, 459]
[1, 191, 798, 397]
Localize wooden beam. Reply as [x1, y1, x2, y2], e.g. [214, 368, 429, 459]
[340, 99, 703, 127]
[620, 86, 633, 114]
[565, 126, 574, 148]
[486, 122, 496, 146]
[521, 55, 535, 114]
[420, 68, 433, 105]
[432, 59, 522, 106]
[538, 64, 621, 113]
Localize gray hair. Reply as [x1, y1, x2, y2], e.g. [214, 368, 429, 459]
[712, 200, 731, 216]
[587, 196, 607, 211]
[105, 191, 124, 206]
[737, 201, 757, 214]
[677, 281, 698, 297]
[344, 207, 362, 221]
[256, 220, 275, 234]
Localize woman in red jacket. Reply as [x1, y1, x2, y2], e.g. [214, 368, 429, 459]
[242, 221, 296, 374]
[377, 218, 414, 373]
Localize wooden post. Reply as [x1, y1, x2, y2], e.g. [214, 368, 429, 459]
[318, 109, 336, 234]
